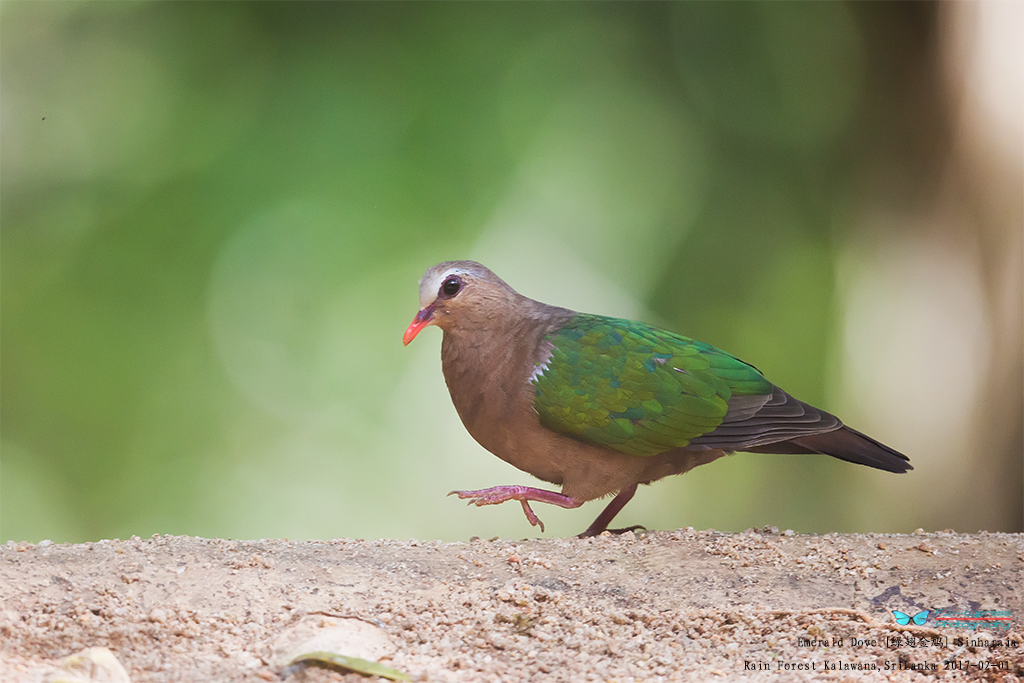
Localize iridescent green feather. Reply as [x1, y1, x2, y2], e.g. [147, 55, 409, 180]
[532, 314, 772, 457]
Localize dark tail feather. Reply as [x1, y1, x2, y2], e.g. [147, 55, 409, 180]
[788, 426, 912, 473]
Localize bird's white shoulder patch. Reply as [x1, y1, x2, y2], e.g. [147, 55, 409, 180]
[528, 339, 555, 384]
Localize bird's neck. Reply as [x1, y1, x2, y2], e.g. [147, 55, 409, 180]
[439, 301, 574, 432]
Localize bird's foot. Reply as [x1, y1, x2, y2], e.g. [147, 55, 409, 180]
[448, 485, 583, 533]
[578, 524, 647, 538]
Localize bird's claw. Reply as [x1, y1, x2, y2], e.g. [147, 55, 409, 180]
[578, 524, 646, 538]
[518, 500, 544, 532]
[448, 488, 509, 506]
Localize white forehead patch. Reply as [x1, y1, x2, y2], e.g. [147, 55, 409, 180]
[417, 265, 469, 309]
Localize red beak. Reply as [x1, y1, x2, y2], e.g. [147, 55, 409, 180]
[402, 306, 435, 346]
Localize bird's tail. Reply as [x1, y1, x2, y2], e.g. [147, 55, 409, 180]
[789, 426, 912, 473]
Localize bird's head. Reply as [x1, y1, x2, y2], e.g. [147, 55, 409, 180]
[402, 261, 516, 345]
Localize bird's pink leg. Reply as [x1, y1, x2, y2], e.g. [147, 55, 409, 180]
[449, 485, 582, 533]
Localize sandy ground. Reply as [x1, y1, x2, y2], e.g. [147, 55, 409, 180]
[1, 529, 1022, 682]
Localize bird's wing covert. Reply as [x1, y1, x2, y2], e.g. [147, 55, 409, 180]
[531, 314, 772, 457]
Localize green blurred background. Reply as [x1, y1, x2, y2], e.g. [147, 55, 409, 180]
[2, 2, 1021, 543]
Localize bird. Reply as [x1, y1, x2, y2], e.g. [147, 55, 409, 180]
[402, 260, 911, 537]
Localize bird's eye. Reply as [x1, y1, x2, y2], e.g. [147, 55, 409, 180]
[441, 276, 462, 298]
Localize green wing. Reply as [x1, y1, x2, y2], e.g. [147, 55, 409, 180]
[531, 314, 772, 457]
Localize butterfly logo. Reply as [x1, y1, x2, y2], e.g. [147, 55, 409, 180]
[893, 610, 930, 626]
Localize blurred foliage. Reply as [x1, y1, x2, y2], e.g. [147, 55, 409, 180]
[2, 2, 1019, 543]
